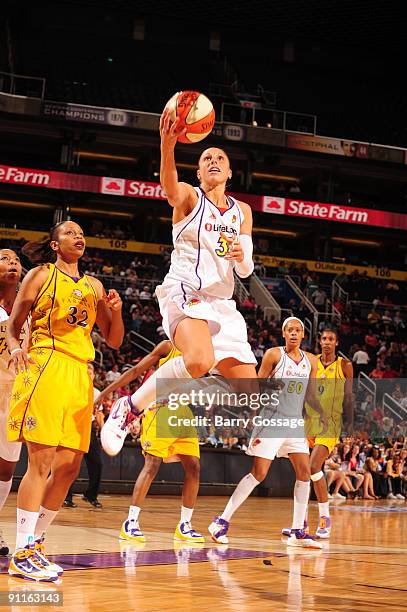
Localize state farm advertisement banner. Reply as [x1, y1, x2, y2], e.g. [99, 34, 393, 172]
[1, 163, 406, 231]
[262, 196, 407, 231]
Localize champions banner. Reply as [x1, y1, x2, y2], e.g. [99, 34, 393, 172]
[1, 163, 407, 231]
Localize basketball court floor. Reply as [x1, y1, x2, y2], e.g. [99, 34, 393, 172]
[1, 493, 406, 611]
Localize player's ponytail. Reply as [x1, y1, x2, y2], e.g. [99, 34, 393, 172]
[22, 222, 65, 264]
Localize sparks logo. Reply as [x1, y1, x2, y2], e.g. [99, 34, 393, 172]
[25, 416, 37, 431]
[209, 212, 216, 220]
[231, 215, 237, 223]
[101, 177, 125, 195]
[262, 196, 285, 214]
[73, 289, 83, 298]
[187, 298, 201, 307]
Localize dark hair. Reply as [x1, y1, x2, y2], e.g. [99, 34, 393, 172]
[22, 222, 66, 264]
[319, 325, 339, 339]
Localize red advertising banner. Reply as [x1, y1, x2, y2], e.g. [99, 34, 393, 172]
[262, 196, 407, 231]
[1, 163, 406, 231]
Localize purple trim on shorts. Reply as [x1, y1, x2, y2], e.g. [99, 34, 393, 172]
[181, 282, 187, 309]
[175, 193, 203, 241]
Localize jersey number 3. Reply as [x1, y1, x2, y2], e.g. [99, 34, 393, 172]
[67, 306, 88, 328]
[215, 235, 228, 258]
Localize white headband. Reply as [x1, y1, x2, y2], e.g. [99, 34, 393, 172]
[282, 316, 305, 332]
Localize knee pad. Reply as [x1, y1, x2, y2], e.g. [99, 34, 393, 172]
[310, 471, 324, 482]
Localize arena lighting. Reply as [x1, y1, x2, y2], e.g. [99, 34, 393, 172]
[78, 151, 139, 162]
[0, 198, 52, 210]
[71, 206, 132, 218]
[252, 172, 300, 182]
[253, 226, 298, 237]
[331, 236, 380, 247]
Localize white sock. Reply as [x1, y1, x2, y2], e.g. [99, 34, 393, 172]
[130, 356, 192, 413]
[0, 479, 12, 511]
[291, 480, 310, 530]
[15, 508, 39, 550]
[181, 506, 193, 523]
[34, 506, 59, 540]
[318, 502, 330, 518]
[221, 473, 260, 522]
[128, 505, 141, 523]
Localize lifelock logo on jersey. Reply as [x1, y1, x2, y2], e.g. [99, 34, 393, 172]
[205, 222, 237, 235]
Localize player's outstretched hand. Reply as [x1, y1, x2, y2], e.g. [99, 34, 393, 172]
[159, 105, 186, 149]
[8, 348, 35, 375]
[221, 233, 244, 263]
[104, 289, 122, 312]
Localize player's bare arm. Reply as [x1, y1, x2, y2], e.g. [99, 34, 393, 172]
[6, 266, 48, 373]
[95, 340, 172, 406]
[90, 277, 124, 350]
[159, 107, 198, 217]
[223, 202, 253, 266]
[258, 347, 281, 378]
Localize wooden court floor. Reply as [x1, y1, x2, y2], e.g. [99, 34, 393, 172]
[1, 492, 406, 611]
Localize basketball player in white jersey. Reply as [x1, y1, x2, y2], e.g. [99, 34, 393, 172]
[102, 104, 258, 480]
[209, 317, 327, 549]
[0, 249, 29, 555]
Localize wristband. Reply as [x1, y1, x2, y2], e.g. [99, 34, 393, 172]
[9, 348, 23, 357]
[235, 234, 254, 278]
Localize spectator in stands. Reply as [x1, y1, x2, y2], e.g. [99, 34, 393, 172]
[311, 287, 327, 311]
[102, 261, 114, 275]
[344, 444, 365, 494]
[367, 308, 381, 326]
[352, 345, 370, 376]
[369, 361, 385, 379]
[139, 285, 152, 301]
[288, 182, 301, 194]
[382, 364, 400, 379]
[106, 363, 121, 384]
[386, 453, 405, 499]
[365, 448, 387, 498]
[242, 294, 256, 310]
[253, 257, 266, 277]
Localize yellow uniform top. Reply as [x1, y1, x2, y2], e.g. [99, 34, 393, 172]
[306, 354, 345, 423]
[29, 263, 97, 363]
[158, 345, 181, 369]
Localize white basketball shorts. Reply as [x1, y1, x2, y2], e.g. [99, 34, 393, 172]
[155, 282, 256, 367]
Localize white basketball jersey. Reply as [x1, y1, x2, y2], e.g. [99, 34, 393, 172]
[272, 347, 311, 417]
[163, 187, 244, 299]
[0, 307, 30, 385]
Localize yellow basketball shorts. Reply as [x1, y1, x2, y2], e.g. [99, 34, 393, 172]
[308, 436, 338, 455]
[7, 349, 93, 452]
[140, 402, 200, 463]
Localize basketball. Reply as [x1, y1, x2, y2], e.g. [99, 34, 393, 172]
[165, 90, 215, 144]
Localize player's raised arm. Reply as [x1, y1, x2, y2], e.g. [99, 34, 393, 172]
[159, 107, 198, 213]
[95, 340, 172, 406]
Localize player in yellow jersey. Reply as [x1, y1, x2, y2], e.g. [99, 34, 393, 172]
[97, 339, 204, 543]
[6, 221, 124, 582]
[306, 326, 353, 538]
